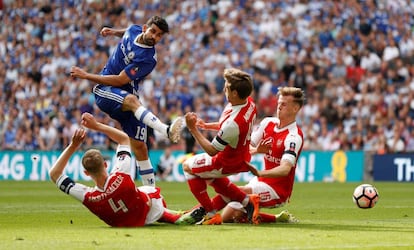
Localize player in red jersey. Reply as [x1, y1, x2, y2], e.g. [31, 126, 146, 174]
[49, 113, 200, 227]
[220, 86, 305, 223]
[180, 68, 260, 225]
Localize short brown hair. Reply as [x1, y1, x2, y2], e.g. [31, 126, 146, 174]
[147, 15, 169, 33]
[278, 86, 305, 107]
[82, 149, 105, 174]
[223, 68, 253, 99]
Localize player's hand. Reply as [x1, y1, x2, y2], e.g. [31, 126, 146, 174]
[256, 138, 273, 154]
[70, 66, 88, 79]
[185, 112, 198, 130]
[246, 161, 261, 177]
[100, 27, 113, 37]
[71, 128, 86, 148]
[249, 145, 258, 155]
[196, 118, 206, 129]
[81, 112, 99, 130]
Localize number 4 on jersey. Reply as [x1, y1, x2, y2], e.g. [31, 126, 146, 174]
[108, 198, 129, 213]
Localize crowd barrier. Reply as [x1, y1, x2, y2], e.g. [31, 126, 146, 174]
[372, 153, 414, 182]
[2, 150, 412, 182]
[0, 150, 370, 182]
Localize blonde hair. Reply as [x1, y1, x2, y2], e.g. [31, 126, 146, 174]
[278, 86, 305, 107]
[82, 149, 105, 174]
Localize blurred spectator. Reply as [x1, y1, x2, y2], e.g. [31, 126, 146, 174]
[1, 0, 414, 155]
[156, 147, 175, 181]
[1, 121, 17, 150]
[38, 117, 59, 151]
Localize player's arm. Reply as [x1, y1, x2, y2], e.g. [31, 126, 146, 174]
[255, 160, 294, 178]
[250, 138, 272, 155]
[196, 118, 220, 131]
[81, 112, 129, 145]
[186, 112, 219, 156]
[100, 27, 127, 37]
[250, 117, 275, 147]
[250, 134, 302, 178]
[70, 66, 131, 87]
[49, 129, 86, 183]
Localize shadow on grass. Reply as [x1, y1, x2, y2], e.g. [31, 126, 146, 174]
[125, 221, 414, 234]
[249, 222, 414, 233]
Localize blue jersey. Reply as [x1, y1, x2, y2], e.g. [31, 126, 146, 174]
[100, 24, 157, 95]
[93, 24, 158, 141]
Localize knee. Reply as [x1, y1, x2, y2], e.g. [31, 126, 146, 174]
[182, 162, 191, 173]
[123, 94, 141, 111]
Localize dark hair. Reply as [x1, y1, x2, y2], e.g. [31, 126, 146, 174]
[223, 68, 253, 99]
[147, 16, 169, 33]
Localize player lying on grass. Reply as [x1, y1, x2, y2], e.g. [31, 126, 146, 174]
[49, 112, 201, 227]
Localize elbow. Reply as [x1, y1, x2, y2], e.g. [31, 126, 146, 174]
[280, 169, 290, 177]
[206, 151, 216, 157]
[280, 166, 293, 177]
[206, 148, 218, 157]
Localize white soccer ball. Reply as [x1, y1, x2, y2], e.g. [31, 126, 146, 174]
[352, 184, 379, 209]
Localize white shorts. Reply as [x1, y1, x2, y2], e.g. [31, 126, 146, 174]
[137, 186, 165, 225]
[184, 153, 225, 178]
[227, 177, 284, 210]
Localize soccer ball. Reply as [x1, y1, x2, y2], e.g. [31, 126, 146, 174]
[352, 184, 379, 209]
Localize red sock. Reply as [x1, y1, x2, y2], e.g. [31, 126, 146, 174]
[259, 212, 276, 223]
[188, 178, 214, 212]
[159, 210, 181, 224]
[211, 194, 228, 211]
[210, 178, 246, 203]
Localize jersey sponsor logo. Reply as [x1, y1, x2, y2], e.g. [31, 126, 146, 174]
[120, 42, 135, 65]
[264, 153, 281, 164]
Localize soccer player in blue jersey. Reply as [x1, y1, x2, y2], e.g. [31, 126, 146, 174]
[70, 16, 182, 186]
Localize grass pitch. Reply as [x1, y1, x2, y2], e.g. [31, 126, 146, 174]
[0, 181, 413, 250]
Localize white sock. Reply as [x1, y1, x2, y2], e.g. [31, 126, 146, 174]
[136, 159, 155, 187]
[134, 106, 168, 137]
[241, 196, 250, 207]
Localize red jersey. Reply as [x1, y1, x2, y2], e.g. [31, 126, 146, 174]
[211, 96, 257, 174]
[55, 145, 151, 227]
[251, 118, 303, 202]
[82, 172, 150, 227]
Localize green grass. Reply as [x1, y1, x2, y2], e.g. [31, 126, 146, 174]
[0, 181, 413, 250]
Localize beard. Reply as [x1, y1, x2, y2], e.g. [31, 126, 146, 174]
[142, 34, 155, 46]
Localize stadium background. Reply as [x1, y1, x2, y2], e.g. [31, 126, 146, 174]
[1, 0, 414, 182]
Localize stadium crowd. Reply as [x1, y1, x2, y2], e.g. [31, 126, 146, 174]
[1, 0, 414, 154]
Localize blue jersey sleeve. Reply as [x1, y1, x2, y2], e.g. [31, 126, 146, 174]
[124, 59, 156, 81]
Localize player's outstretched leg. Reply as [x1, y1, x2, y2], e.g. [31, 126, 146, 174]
[276, 210, 299, 223]
[245, 194, 260, 225]
[175, 206, 206, 225]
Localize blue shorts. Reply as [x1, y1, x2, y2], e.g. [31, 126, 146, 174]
[93, 85, 147, 142]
